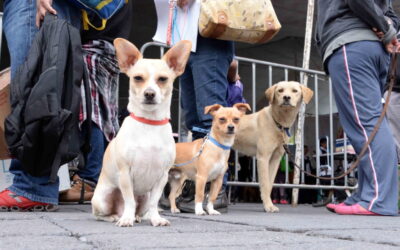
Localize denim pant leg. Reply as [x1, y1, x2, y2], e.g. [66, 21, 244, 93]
[3, 0, 80, 78]
[77, 123, 107, 183]
[181, 36, 234, 139]
[3, 0, 38, 79]
[180, 57, 200, 133]
[3, 0, 80, 204]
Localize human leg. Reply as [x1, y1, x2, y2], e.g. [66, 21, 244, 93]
[59, 123, 106, 203]
[3, 0, 38, 79]
[1, 0, 80, 208]
[77, 123, 106, 183]
[328, 41, 398, 215]
[190, 36, 234, 139]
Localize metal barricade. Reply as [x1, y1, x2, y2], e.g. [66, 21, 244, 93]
[140, 41, 357, 193]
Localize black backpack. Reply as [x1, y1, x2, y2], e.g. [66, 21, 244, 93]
[5, 14, 91, 182]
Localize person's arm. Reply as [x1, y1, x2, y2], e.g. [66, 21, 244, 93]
[345, 0, 396, 45]
[36, 0, 57, 27]
[384, 4, 400, 32]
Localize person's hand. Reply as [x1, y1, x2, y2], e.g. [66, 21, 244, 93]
[372, 28, 384, 39]
[385, 37, 400, 53]
[36, 0, 57, 28]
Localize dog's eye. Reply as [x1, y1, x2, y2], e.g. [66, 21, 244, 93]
[278, 89, 284, 93]
[219, 117, 226, 123]
[158, 77, 168, 83]
[233, 118, 240, 123]
[292, 89, 298, 93]
[134, 76, 144, 82]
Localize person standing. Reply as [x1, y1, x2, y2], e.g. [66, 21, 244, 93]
[0, 0, 80, 210]
[316, 0, 399, 215]
[59, 1, 133, 203]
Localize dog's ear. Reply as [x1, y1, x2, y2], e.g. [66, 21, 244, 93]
[204, 104, 222, 116]
[265, 85, 276, 104]
[300, 85, 314, 104]
[163, 40, 192, 77]
[114, 38, 142, 73]
[233, 103, 251, 115]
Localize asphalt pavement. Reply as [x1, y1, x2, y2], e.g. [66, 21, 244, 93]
[0, 203, 399, 250]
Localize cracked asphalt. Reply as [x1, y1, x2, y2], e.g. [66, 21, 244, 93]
[0, 203, 399, 249]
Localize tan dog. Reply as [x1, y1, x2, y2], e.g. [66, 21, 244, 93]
[233, 81, 313, 212]
[169, 103, 250, 215]
[91, 39, 191, 227]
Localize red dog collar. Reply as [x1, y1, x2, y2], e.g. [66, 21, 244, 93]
[130, 113, 169, 126]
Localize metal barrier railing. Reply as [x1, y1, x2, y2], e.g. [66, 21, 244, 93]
[140, 42, 357, 193]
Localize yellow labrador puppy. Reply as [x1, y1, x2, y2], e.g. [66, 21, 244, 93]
[233, 81, 313, 212]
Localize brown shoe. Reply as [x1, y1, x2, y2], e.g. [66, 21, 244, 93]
[59, 175, 95, 204]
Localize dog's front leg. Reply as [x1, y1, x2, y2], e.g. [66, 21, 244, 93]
[257, 151, 279, 213]
[147, 173, 171, 227]
[116, 167, 136, 227]
[194, 174, 207, 215]
[206, 174, 224, 215]
[168, 176, 185, 214]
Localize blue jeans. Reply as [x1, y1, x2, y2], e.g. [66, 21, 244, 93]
[327, 41, 398, 215]
[3, 0, 81, 79]
[3, 0, 81, 204]
[180, 36, 234, 140]
[77, 123, 107, 183]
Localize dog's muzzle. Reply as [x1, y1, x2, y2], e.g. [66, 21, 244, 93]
[143, 89, 156, 104]
[227, 125, 235, 134]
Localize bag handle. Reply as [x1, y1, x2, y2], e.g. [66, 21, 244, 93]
[82, 10, 107, 31]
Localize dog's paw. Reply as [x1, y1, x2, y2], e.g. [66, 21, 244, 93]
[171, 207, 181, 214]
[109, 214, 120, 222]
[207, 209, 221, 215]
[95, 214, 120, 222]
[116, 216, 135, 227]
[135, 215, 142, 223]
[151, 217, 171, 227]
[264, 205, 280, 213]
[195, 209, 207, 216]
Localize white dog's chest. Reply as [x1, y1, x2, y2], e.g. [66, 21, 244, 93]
[207, 154, 228, 181]
[130, 145, 173, 193]
[116, 120, 175, 194]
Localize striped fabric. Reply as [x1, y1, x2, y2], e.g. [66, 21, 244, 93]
[80, 39, 120, 142]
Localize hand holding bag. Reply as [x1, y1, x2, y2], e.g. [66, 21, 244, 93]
[198, 0, 281, 44]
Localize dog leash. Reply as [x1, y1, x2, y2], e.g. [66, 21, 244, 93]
[272, 117, 291, 137]
[173, 134, 209, 167]
[283, 52, 398, 181]
[166, 0, 177, 46]
[173, 133, 232, 167]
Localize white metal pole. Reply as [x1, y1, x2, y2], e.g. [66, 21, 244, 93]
[292, 0, 315, 206]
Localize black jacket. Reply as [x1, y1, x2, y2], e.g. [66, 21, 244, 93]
[315, 0, 399, 58]
[5, 15, 91, 182]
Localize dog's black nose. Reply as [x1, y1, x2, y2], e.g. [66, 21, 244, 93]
[283, 95, 291, 102]
[228, 125, 235, 132]
[144, 89, 156, 100]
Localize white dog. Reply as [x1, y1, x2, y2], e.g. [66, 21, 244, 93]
[91, 38, 191, 227]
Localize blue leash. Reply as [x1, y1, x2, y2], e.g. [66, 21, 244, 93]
[173, 133, 232, 167]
